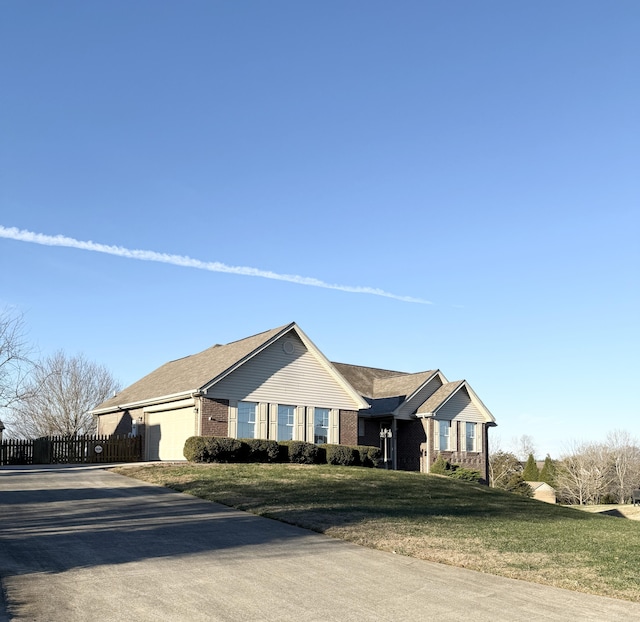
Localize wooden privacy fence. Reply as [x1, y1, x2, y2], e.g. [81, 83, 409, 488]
[0, 435, 142, 466]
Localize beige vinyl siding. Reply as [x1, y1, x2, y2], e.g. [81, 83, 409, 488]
[396, 375, 444, 418]
[207, 333, 360, 410]
[435, 387, 484, 423]
[97, 412, 122, 435]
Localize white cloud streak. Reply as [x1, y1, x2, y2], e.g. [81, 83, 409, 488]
[0, 226, 431, 304]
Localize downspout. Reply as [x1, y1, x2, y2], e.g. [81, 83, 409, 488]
[426, 417, 431, 473]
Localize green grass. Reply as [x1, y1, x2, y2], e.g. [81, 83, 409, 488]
[114, 463, 640, 602]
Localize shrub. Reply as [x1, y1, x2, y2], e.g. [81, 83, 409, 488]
[211, 437, 245, 462]
[322, 444, 358, 466]
[430, 454, 453, 475]
[243, 439, 280, 463]
[505, 473, 534, 497]
[449, 467, 482, 482]
[184, 436, 208, 462]
[428, 454, 481, 483]
[183, 436, 244, 463]
[278, 440, 319, 464]
[357, 445, 382, 468]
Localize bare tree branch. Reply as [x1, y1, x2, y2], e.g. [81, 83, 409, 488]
[7, 351, 120, 437]
[0, 308, 34, 414]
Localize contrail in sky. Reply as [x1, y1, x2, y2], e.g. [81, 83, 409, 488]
[0, 226, 431, 304]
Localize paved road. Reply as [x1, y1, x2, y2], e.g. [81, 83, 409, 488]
[2, 465, 640, 622]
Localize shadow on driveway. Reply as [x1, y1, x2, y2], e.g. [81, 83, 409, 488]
[0, 464, 334, 577]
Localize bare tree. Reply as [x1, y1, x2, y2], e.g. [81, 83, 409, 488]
[556, 441, 613, 505]
[607, 429, 640, 504]
[511, 434, 537, 462]
[556, 443, 591, 505]
[0, 308, 33, 413]
[7, 351, 120, 437]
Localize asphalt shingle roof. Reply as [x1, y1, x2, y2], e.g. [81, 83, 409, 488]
[93, 324, 291, 411]
[415, 380, 465, 414]
[332, 362, 436, 399]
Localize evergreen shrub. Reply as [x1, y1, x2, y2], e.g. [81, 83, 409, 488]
[522, 453, 540, 481]
[183, 436, 208, 462]
[278, 440, 319, 464]
[505, 473, 534, 497]
[429, 454, 452, 475]
[322, 444, 357, 466]
[449, 467, 482, 482]
[183, 436, 244, 463]
[243, 439, 280, 463]
[357, 445, 382, 467]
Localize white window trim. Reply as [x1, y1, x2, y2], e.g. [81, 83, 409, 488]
[438, 419, 450, 451]
[465, 422, 477, 452]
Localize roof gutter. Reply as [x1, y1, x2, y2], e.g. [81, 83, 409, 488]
[90, 390, 198, 415]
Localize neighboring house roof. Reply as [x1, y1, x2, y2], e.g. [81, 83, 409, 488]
[92, 323, 369, 414]
[526, 481, 555, 492]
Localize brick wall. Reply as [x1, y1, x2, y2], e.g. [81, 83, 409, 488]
[339, 410, 358, 446]
[359, 418, 381, 448]
[429, 421, 489, 483]
[199, 398, 229, 436]
[396, 419, 426, 471]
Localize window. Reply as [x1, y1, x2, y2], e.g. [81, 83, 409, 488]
[277, 404, 295, 441]
[438, 420, 450, 450]
[237, 401, 257, 439]
[465, 422, 476, 452]
[314, 408, 330, 444]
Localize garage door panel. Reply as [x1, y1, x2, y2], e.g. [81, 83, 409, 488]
[146, 407, 197, 461]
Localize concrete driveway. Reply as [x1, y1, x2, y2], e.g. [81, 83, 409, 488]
[1, 465, 640, 622]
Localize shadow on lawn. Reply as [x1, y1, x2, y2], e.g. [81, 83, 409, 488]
[156, 465, 601, 528]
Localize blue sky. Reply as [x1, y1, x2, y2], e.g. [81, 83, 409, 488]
[1, 1, 638, 458]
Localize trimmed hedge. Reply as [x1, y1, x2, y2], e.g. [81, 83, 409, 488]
[183, 436, 244, 463]
[184, 436, 382, 468]
[242, 438, 280, 463]
[321, 444, 357, 466]
[183, 436, 208, 462]
[357, 445, 382, 468]
[278, 440, 320, 464]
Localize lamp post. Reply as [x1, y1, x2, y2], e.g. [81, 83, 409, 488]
[380, 427, 392, 469]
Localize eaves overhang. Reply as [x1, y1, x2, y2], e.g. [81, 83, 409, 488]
[90, 390, 198, 415]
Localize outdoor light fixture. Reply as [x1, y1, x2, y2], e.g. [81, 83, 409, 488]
[380, 427, 392, 469]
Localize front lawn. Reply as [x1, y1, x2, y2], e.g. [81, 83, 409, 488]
[114, 463, 640, 602]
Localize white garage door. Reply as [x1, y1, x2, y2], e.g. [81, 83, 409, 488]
[146, 406, 197, 461]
